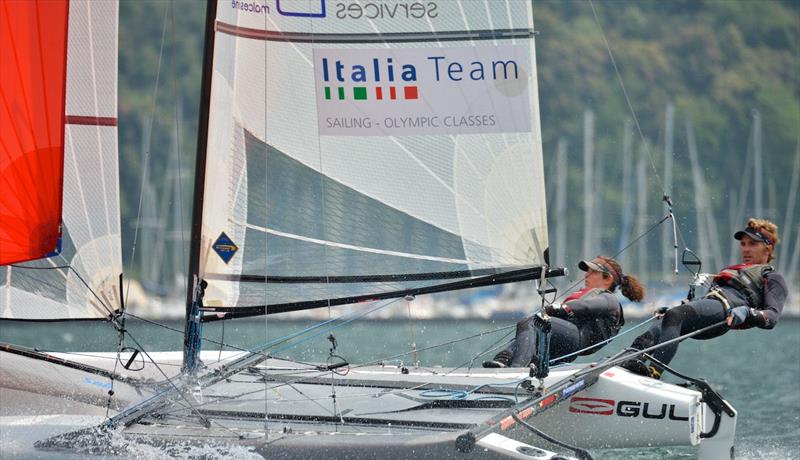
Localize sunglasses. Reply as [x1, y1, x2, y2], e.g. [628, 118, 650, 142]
[744, 227, 773, 246]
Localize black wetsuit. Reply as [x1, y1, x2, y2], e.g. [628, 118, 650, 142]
[634, 270, 787, 368]
[504, 289, 624, 367]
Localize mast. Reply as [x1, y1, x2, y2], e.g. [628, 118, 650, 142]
[582, 109, 595, 259]
[554, 138, 567, 266]
[730, 120, 755, 261]
[618, 120, 634, 268]
[686, 118, 712, 267]
[183, 0, 218, 371]
[661, 103, 674, 278]
[778, 144, 800, 274]
[635, 145, 648, 276]
[753, 110, 763, 217]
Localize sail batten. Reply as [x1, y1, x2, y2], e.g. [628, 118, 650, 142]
[64, 116, 117, 126]
[238, 222, 473, 265]
[216, 22, 535, 43]
[197, 0, 549, 314]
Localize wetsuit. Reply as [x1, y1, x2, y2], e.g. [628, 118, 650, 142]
[505, 288, 624, 367]
[633, 268, 787, 368]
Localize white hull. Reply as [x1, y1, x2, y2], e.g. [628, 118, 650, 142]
[0, 348, 736, 458]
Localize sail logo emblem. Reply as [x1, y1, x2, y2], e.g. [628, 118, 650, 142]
[568, 397, 615, 415]
[213, 232, 239, 264]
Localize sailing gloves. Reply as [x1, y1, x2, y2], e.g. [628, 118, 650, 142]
[727, 306, 750, 327]
[545, 303, 573, 318]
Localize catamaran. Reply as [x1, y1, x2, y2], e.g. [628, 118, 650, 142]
[1, 1, 737, 458]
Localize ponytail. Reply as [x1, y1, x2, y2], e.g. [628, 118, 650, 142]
[620, 274, 645, 302]
[595, 255, 646, 302]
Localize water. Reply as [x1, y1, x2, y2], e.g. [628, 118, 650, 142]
[1, 318, 799, 459]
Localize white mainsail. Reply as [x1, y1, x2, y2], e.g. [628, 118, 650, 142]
[198, 0, 548, 311]
[0, 0, 121, 320]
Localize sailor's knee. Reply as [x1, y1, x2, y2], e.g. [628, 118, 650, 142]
[663, 304, 693, 327]
[516, 316, 533, 332]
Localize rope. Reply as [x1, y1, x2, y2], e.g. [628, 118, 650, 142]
[124, 1, 170, 309]
[587, 0, 697, 271]
[549, 315, 657, 364]
[9, 264, 117, 318]
[550, 213, 671, 304]
[351, 324, 517, 369]
[416, 316, 658, 403]
[587, 0, 664, 196]
[420, 380, 524, 403]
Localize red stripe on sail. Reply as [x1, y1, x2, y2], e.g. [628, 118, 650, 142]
[65, 116, 117, 126]
[0, 0, 70, 265]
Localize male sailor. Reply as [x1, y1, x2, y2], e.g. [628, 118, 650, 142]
[622, 218, 788, 379]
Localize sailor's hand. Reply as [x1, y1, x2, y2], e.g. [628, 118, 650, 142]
[727, 306, 749, 327]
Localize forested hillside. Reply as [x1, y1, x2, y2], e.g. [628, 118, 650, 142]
[116, 0, 799, 286]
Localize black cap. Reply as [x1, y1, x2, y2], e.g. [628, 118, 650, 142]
[734, 227, 773, 246]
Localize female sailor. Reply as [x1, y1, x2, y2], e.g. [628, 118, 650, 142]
[484, 256, 645, 368]
[623, 218, 789, 379]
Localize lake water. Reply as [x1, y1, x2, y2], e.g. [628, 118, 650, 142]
[1, 317, 799, 459]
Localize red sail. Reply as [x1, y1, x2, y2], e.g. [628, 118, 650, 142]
[0, 0, 69, 265]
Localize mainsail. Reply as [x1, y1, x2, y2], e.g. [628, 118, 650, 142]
[0, 0, 122, 320]
[193, 0, 552, 317]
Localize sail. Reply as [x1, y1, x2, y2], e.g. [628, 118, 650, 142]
[196, 0, 549, 315]
[0, 0, 69, 265]
[0, 0, 122, 320]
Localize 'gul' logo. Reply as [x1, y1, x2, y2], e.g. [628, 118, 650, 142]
[569, 397, 615, 415]
[569, 397, 690, 421]
[616, 401, 689, 421]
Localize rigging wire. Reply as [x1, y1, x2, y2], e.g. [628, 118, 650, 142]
[98, 3, 172, 418]
[549, 315, 656, 364]
[351, 323, 517, 370]
[587, 0, 664, 195]
[123, 2, 170, 309]
[550, 214, 671, 304]
[113, 2, 698, 426]
[106, 324, 253, 439]
[9, 264, 117, 318]
[586, 0, 695, 272]
[170, 0, 188, 301]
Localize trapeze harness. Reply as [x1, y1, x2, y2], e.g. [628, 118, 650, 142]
[562, 287, 592, 306]
[707, 263, 772, 315]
